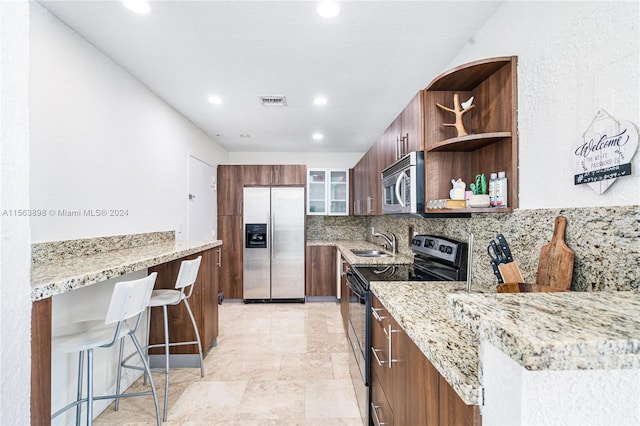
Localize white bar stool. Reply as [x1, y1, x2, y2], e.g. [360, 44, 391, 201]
[142, 256, 204, 421]
[51, 273, 161, 426]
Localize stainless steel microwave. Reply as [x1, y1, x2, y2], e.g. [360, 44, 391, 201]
[381, 151, 425, 215]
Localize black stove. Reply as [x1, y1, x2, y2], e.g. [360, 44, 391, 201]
[354, 234, 468, 285]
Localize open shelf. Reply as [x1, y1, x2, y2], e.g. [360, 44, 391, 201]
[427, 132, 512, 152]
[422, 56, 518, 216]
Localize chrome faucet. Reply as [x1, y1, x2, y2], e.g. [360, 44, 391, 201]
[372, 228, 397, 255]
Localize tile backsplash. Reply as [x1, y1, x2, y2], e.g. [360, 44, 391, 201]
[308, 206, 639, 292]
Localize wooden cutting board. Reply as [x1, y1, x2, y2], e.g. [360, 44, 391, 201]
[536, 216, 574, 290]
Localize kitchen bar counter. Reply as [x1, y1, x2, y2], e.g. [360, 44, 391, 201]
[31, 239, 221, 301]
[448, 290, 640, 370]
[369, 280, 640, 408]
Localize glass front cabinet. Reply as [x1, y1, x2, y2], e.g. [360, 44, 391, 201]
[307, 169, 349, 216]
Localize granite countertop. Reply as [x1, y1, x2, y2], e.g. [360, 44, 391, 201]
[448, 290, 640, 371]
[31, 239, 222, 301]
[307, 239, 413, 266]
[371, 282, 484, 405]
[370, 283, 640, 407]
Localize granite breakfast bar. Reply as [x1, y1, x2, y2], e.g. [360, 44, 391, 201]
[368, 278, 640, 425]
[30, 232, 221, 425]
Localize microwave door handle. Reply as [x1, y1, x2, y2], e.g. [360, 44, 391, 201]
[395, 172, 406, 208]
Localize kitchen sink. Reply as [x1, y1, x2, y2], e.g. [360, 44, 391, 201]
[351, 249, 392, 258]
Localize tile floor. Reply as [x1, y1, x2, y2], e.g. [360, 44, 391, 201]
[95, 301, 363, 425]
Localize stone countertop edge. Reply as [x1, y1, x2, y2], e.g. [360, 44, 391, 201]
[306, 240, 413, 266]
[447, 291, 640, 371]
[31, 240, 222, 301]
[370, 281, 483, 406]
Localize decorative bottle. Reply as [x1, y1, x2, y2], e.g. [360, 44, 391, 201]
[489, 173, 497, 207]
[495, 172, 508, 208]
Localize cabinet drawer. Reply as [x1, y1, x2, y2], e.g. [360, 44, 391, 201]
[371, 370, 394, 426]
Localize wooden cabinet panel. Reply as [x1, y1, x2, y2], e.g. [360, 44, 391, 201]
[438, 375, 482, 426]
[402, 90, 425, 153]
[217, 165, 243, 215]
[274, 164, 306, 185]
[370, 297, 392, 392]
[242, 164, 272, 186]
[31, 298, 52, 426]
[371, 371, 394, 426]
[148, 249, 218, 354]
[217, 215, 243, 299]
[202, 247, 221, 348]
[243, 164, 306, 186]
[305, 245, 337, 297]
[393, 324, 439, 426]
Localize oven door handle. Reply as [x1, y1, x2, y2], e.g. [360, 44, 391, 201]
[346, 270, 367, 299]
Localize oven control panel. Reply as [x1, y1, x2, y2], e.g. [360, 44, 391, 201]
[411, 235, 463, 265]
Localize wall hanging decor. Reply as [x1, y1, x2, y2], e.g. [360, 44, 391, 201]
[574, 110, 638, 194]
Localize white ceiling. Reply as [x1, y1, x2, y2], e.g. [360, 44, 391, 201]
[38, 0, 503, 153]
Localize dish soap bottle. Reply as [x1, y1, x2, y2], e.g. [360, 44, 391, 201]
[489, 173, 497, 207]
[495, 172, 508, 208]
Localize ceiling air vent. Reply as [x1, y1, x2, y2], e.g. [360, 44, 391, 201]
[259, 95, 287, 107]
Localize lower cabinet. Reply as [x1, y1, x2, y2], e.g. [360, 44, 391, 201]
[305, 245, 337, 297]
[217, 215, 243, 299]
[370, 294, 481, 426]
[148, 248, 219, 354]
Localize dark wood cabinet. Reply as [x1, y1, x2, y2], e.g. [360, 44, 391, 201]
[217, 215, 243, 299]
[243, 164, 306, 186]
[423, 56, 518, 214]
[273, 164, 306, 185]
[217, 165, 244, 216]
[371, 370, 395, 426]
[148, 248, 219, 354]
[352, 145, 381, 216]
[370, 294, 481, 426]
[305, 245, 337, 297]
[438, 376, 482, 426]
[402, 90, 425, 154]
[393, 321, 439, 426]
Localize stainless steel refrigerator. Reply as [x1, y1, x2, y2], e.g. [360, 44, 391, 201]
[243, 186, 305, 302]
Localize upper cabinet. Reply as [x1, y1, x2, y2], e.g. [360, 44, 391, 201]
[243, 164, 306, 186]
[307, 169, 349, 216]
[217, 165, 244, 216]
[423, 56, 518, 213]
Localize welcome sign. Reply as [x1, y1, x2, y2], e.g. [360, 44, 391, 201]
[574, 116, 638, 194]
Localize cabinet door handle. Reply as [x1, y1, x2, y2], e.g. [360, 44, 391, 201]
[217, 247, 222, 267]
[371, 346, 387, 367]
[388, 323, 399, 369]
[371, 307, 386, 322]
[371, 403, 386, 426]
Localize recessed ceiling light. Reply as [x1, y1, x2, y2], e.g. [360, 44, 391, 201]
[317, 1, 340, 19]
[122, 0, 151, 14]
[312, 133, 324, 141]
[313, 96, 328, 106]
[207, 96, 222, 105]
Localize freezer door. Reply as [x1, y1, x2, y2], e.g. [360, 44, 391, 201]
[243, 187, 271, 299]
[270, 187, 305, 299]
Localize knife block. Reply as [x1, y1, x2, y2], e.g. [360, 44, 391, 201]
[498, 262, 524, 283]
